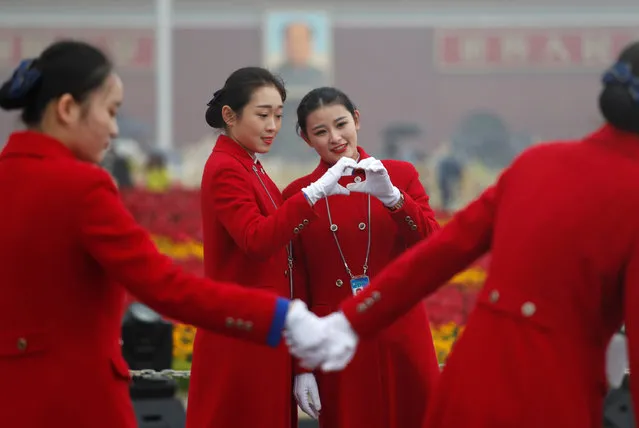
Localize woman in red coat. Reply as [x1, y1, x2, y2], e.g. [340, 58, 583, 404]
[282, 87, 441, 428]
[185, 69, 358, 428]
[297, 41, 639, 428]
[0, 41, 321, 428]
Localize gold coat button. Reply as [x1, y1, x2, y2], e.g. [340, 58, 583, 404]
[302, 219, 310, 225]
[365, 297, 374, 307]
[336, 279, 343, 287]
[405, 216, 411, 222]
[293, 227, 300, 234]
[298, 224, 304, 229]
[356, 303, 367, 313]
[489, 290, 500, 303]
[225, 317, 234, 327]
[358, 222, 366, 230]
[371, 291, 381, 301]
[410, 224, 418, 231]
[17, 338, 27, 351]
[236, 319, 244, 328]
[408, 220, 415, 226]
[521, 302, 536, 317]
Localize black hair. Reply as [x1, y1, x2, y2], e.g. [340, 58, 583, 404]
[296, 87, 357, 137]
[205, 67, 286, 130]
[0, 39, 113, 128]
[599, 41, 639, 133]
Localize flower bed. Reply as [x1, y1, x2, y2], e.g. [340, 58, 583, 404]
[121, 188, 486, 367]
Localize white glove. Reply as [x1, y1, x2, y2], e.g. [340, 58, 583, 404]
[318, 312, 358, 372]
[302, 156, 357, 205]
[284, 300, 329, 370]
[290, 311, 358, 372]
[346, 157, 401, 207]
[606, 332, 628, 388]
[294, 373, 321, 419]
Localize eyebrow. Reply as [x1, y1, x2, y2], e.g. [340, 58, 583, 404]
[255, 104, 283, 109]
[311, 115, 348, 131]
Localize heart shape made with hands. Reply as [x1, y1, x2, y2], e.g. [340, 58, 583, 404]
[337, 168, 367, 187]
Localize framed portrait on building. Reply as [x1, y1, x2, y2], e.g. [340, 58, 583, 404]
[262, 10, 333, 98]
[262, 10, 334, 161]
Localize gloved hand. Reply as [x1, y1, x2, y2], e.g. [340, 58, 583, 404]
[606, 331, 629, 388]
[318, 312, 358, 372]
[346, 157, 401, 207]
[294, 373, 322, 419]
[284, 300, 329, 370]
[302, 156, 357, 205]
[289, 310, 359, 372]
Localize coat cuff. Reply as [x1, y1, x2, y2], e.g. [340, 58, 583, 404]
[266, 297, 290, 347]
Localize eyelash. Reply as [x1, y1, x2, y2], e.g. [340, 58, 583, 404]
[314, 122, 347, 136]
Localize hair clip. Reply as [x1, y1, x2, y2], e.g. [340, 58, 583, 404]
[602, 61, 639, 102]
[8, 59, 41, 99]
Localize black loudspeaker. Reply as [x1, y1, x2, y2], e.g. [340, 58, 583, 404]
[604, 374, 635, 428]
[130, 377, 186, 428]
[121, 303, 174, 371]
[122, 303, 185, 428]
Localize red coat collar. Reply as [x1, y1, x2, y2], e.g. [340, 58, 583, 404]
[212, 134, 258, 168]
[1, 131, 76, 160]
[309, 146, 370, 180]
[584, 124, 639, 158]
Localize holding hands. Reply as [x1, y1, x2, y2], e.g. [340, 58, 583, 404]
[284, 302, 359, 373]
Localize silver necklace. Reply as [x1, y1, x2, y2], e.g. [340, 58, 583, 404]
[252, 164, 294, 298]
[324, 194, 372, 295]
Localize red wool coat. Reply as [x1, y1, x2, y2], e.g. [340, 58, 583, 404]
[283, 147, 441, 428]
[0, 131, 286, 428]
[186, 135, 318, 428]
[341, 125, 639, 428]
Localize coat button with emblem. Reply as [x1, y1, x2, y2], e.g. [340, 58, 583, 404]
[489, 290, 500, 303]
[336, 279, 343, 287]
[521, 302, 536, 317]
[16, 337, 27, 351]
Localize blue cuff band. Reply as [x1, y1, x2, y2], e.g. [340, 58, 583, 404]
[266, 297, 290, 347]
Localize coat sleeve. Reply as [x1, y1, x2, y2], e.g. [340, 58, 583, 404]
[78, 171, 289, 347]
[623, 238, 639, 422]
[204, 161, 318, 259]
[388, 162, 440, 245]
[340, 182, 499, 338]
